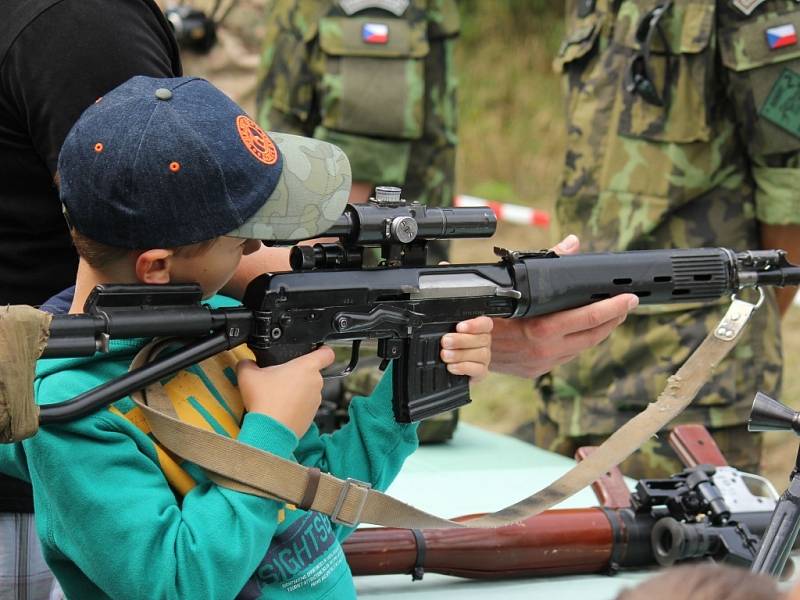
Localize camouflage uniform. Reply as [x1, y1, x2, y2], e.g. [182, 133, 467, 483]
[524, 0, 800, 479]
[255, 0, 459, 215]
[257, 0, 460, 442]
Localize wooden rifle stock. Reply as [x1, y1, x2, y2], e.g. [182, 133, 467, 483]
[344, 508, 653, 579]
[344, 426, 743, 579]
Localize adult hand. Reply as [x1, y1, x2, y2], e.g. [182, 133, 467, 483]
[441, 316, 493, 382]
[490, 235, 639, 379]
[236, 346, 336, 438]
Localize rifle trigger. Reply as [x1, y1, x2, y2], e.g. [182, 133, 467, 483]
[321, 340, 361, 380]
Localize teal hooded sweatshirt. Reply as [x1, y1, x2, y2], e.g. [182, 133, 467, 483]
[0, 295, 419, 600]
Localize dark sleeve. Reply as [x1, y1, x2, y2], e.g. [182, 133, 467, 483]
[3, 0, 181, 175]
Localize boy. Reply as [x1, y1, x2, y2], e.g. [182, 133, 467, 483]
[0, 76, 493, 599]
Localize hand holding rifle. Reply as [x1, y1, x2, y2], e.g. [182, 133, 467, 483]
[490, 234, 638, 379]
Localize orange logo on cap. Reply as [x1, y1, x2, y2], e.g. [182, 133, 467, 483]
[236, 115, 278, 165]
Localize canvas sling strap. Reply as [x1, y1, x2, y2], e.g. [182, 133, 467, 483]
[126, 294, 762, 530]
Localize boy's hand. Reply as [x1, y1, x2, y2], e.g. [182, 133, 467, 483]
[440, 316, 493, 383]
[236, 346, 336, 438]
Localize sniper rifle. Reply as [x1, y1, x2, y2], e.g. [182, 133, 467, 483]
[37, 188, 800, 426]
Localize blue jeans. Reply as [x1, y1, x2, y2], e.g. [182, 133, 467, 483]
[0, 513, 54, 600]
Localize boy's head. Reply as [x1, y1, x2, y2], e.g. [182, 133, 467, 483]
[57, 76, 351, 295]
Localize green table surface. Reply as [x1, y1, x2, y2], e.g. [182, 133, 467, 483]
[354, 424, 654, 599]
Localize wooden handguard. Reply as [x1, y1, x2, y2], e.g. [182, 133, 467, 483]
[345, 508, 617, 579]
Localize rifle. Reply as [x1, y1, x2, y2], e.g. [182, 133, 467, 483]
[38, 191, 800, 425]
[344, 440, 780, 580]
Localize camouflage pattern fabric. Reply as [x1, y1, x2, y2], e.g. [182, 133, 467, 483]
[521, 0, 800, 476]
[255, 0, 459, 214]
[519, 407, 762, 480]
[257, 0, 460, 440]
[227, 131, 352, 241]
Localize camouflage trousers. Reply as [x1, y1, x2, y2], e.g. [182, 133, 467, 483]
[515, 411, 763, 480]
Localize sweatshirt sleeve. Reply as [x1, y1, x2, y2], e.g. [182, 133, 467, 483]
[293, 366, 419, 537]
[24, 404, 295, 600]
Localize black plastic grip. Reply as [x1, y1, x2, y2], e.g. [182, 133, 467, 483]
[252, 343, 316, 368]
[392, 323, 471, 423]
[517, 248, 734, 317]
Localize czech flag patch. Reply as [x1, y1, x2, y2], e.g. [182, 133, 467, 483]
[362, 23, 389, 44]
[767, 24, 798, 50]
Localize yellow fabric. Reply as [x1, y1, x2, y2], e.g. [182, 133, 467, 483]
[118, 347, 251, 498]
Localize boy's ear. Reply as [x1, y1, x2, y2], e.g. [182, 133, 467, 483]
[135, 249, 174, 284]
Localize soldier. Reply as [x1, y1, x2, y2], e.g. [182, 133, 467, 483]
[255, 0, 459, 250]
[256, 0, 461, 440]
[521, 0, 800, 478]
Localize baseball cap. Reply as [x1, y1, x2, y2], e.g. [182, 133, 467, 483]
[57, 76, 351, 248]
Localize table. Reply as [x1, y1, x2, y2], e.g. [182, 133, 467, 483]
[354, 424, 653, 599]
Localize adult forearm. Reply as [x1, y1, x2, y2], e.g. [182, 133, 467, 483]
[761, 223, 800, 315]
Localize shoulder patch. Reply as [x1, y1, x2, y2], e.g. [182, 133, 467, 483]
[732, 0, 766, 16]
[339, 0, 409, 16]
[759, 68, 800, 139]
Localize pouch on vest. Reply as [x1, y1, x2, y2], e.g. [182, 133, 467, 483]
[615, 0, 715, 144]
[719, 6, 800, 155]
[316, 16, 429, 140]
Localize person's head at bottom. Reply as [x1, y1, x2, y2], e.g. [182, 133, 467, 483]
[614, 563, 780, 600]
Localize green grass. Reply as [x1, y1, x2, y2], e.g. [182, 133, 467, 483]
[451, 6, 800, 486]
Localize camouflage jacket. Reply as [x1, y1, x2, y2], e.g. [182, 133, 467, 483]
[545, 0, 800, 436]
[256, 0, 459, 208]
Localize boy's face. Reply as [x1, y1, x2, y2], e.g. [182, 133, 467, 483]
[169, 237, 262, 298]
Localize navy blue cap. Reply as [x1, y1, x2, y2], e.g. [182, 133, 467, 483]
[58, 76, 351, 248]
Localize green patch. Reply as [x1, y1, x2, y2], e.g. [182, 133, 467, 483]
[759, 68, 800, 139]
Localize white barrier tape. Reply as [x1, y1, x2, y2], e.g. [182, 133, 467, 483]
[454, 195, 550, 228]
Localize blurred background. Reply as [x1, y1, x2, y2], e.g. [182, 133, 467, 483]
[449, 2, 800, 487]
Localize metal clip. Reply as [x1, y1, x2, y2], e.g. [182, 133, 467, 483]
[714, 291, 761, 341]
[330, 477, 372, 527]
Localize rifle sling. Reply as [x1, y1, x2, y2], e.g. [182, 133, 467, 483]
[130, 297, 758, 530]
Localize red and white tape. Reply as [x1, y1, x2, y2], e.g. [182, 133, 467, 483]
[454, 194, 551, 228]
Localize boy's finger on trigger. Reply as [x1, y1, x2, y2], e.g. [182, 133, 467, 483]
[307, 345, 336, 370]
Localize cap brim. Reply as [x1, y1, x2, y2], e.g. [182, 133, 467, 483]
[225, 132, 351, 241]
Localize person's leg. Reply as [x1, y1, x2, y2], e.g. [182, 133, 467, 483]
[0, 513, 54, 600]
